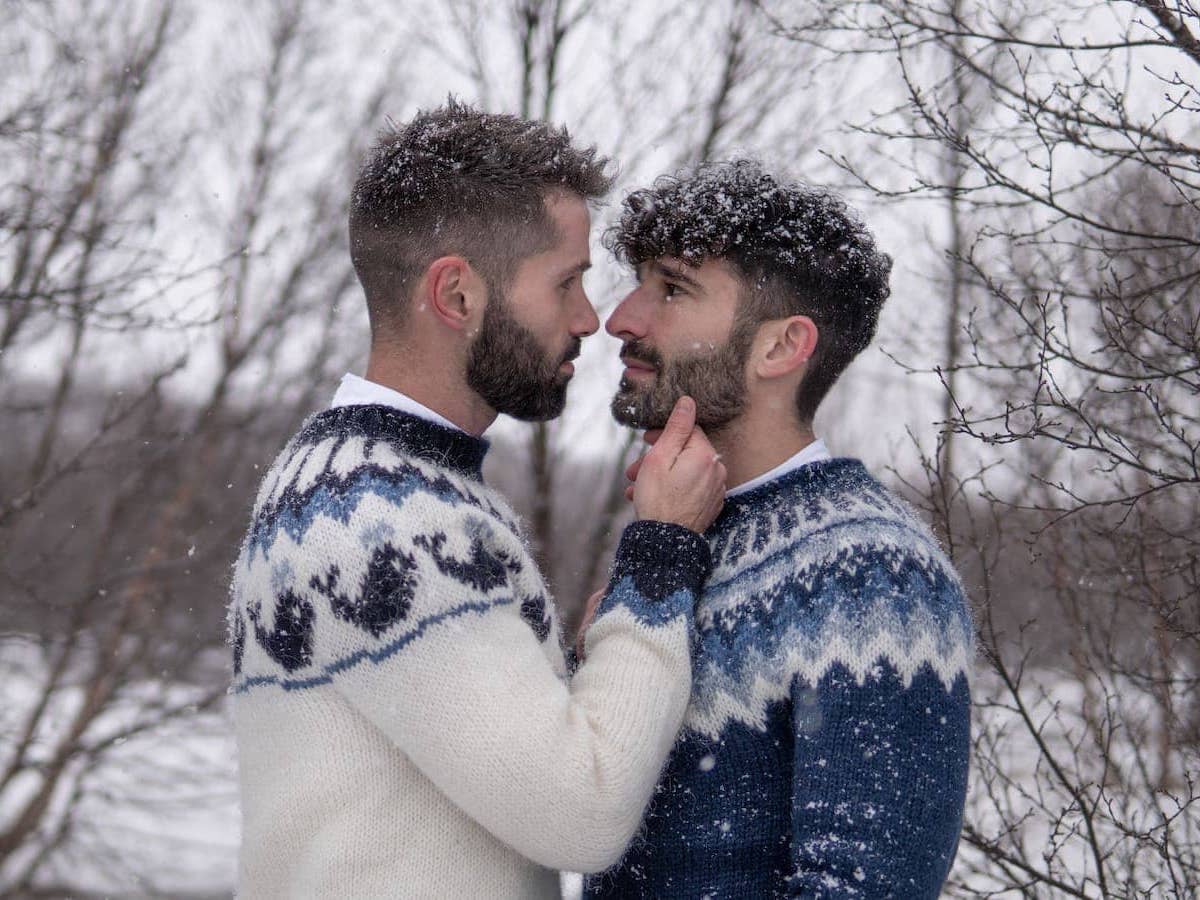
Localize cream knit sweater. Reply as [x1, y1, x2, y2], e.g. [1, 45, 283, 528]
[228, 404, 710, 898]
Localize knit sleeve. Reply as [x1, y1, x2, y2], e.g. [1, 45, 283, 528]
[329, 516, 710, 874]
[785, 553, 972, 898]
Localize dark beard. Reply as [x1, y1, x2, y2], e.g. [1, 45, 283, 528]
[611, 320, 754, 432]
[466, 291, 579, 421]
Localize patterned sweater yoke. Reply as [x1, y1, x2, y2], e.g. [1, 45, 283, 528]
[587, 458, 975, 900]
[228, 404, 712, 899]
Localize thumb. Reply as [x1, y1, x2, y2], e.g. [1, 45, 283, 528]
[648, 396, 696, 461]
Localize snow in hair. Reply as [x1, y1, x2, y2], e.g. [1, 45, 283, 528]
[606, 159, 892, 316]
[608, 160, 894, 421]
[352, 98, 612, 219]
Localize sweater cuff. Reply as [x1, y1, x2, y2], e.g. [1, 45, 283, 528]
[608, 520, 712, 604]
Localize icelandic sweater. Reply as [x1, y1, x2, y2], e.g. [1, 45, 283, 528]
[227, 404, 710, 899]
[585, 458, 974, 899]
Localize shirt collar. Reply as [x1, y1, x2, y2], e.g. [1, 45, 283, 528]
[331, 373, 465, 434]
[725, 439, 832, 498]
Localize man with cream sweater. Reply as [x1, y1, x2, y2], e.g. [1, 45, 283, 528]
[227, 101, 725, 898]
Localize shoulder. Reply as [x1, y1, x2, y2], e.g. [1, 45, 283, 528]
[247, 413, 519, 554]
[711, 459, 963, 596]
[817, 463, 971, 629]
[700, 459, 974, 692]
[229, 416, 550, 693]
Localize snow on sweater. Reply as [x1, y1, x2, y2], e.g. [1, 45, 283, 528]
[227, 404, 710, 899]
[585, 458, 974, 899]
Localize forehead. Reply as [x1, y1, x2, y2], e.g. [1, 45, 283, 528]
[638, 255, 743, 291]
[544, 190, 591, 242]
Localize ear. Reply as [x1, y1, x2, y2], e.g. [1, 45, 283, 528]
[424, 256, 486, 332]
[755, 315, 818, 380]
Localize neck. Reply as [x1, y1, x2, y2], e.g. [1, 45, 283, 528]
[365, 341, 497, 437]
[709, 400, 816, 492]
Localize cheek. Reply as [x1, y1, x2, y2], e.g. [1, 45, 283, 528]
[656, 308, 730, 355]
[512, 286, 564, 336]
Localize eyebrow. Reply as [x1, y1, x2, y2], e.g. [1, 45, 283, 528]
[655, 261, 702, 290]
[558, 260, 592, 279]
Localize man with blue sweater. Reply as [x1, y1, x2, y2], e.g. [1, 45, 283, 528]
[583, 161, 974, 898]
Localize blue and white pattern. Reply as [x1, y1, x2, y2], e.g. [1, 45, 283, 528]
[587, 458, 974, 899]
[229, 405, 565, 695]
[228, 403, 713, 898]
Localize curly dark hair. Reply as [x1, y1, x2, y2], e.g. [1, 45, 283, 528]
[349, 98, 612, 337]
[606, 160, 893, 422]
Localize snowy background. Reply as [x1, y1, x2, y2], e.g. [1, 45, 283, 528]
[2, 0, 1197, 896]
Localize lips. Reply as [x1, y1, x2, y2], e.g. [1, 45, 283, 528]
[620, 356, 656, 374]
[556, 345, 580, 377]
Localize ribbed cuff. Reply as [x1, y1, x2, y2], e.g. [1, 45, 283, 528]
[610, 520, 712, 603]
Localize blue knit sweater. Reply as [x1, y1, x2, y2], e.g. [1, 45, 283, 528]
[585, 458, 974, 899]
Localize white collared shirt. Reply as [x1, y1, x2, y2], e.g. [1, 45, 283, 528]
[330, 373, 464, 434]
[725, 439, 832, 498]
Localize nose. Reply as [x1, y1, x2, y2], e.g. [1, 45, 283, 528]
[573, 286, 600, 338]
[605, 287, 646, 342]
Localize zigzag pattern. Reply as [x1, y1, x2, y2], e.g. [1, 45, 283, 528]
[688, 607, 973, 739]
[682, 461, 973, 740]
[587, 456, 974, 899]
[244, 434, 516, 565]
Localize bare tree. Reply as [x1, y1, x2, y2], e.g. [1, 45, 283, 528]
[431, 0, 833, 633]
[763, 0, 1200, 894]
[0, 0, 402, 891]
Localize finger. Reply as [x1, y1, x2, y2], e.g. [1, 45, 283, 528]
[681, 422, 716, 454]
[625, 454, 646, 483]
[646, 396, 695, 461]
[624, 484, 635, 501]
[642, 429, 663, 446]
[698, 469, 726, 526]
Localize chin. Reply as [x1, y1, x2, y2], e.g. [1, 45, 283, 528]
[506, 404, 565, 423]
[610, 392, 665, 430]
[510, 382, 570, 422]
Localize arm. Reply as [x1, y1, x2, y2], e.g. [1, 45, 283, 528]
[787, 663, 970, 897]
[786, 560, 972, 897]
[331, 519, 709, 873]
[331, 395, 721, 872]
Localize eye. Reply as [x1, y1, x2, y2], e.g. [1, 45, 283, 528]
[663, 282, 684, 299]
[559, 275, 577, 292]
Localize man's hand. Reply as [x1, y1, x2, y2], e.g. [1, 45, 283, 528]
[629, 396, 726, 533]
[577, 398, 722, 661]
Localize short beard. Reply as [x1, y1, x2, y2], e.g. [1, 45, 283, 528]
[611, 318, 755, 432]
[466, 288, 578, 422]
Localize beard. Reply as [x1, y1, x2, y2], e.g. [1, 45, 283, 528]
[611, 319, 755, 432]
[466, 289, 580, 422]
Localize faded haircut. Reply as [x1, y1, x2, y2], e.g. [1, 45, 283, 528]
[349, 98, 612, 338]
[606, 160, 893, 423]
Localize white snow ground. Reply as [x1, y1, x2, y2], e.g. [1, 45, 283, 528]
[0, 640, 238, 896]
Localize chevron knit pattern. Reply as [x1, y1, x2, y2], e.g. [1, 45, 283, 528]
[585, 458, 974, 899]
[228, 404, 711, 899]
